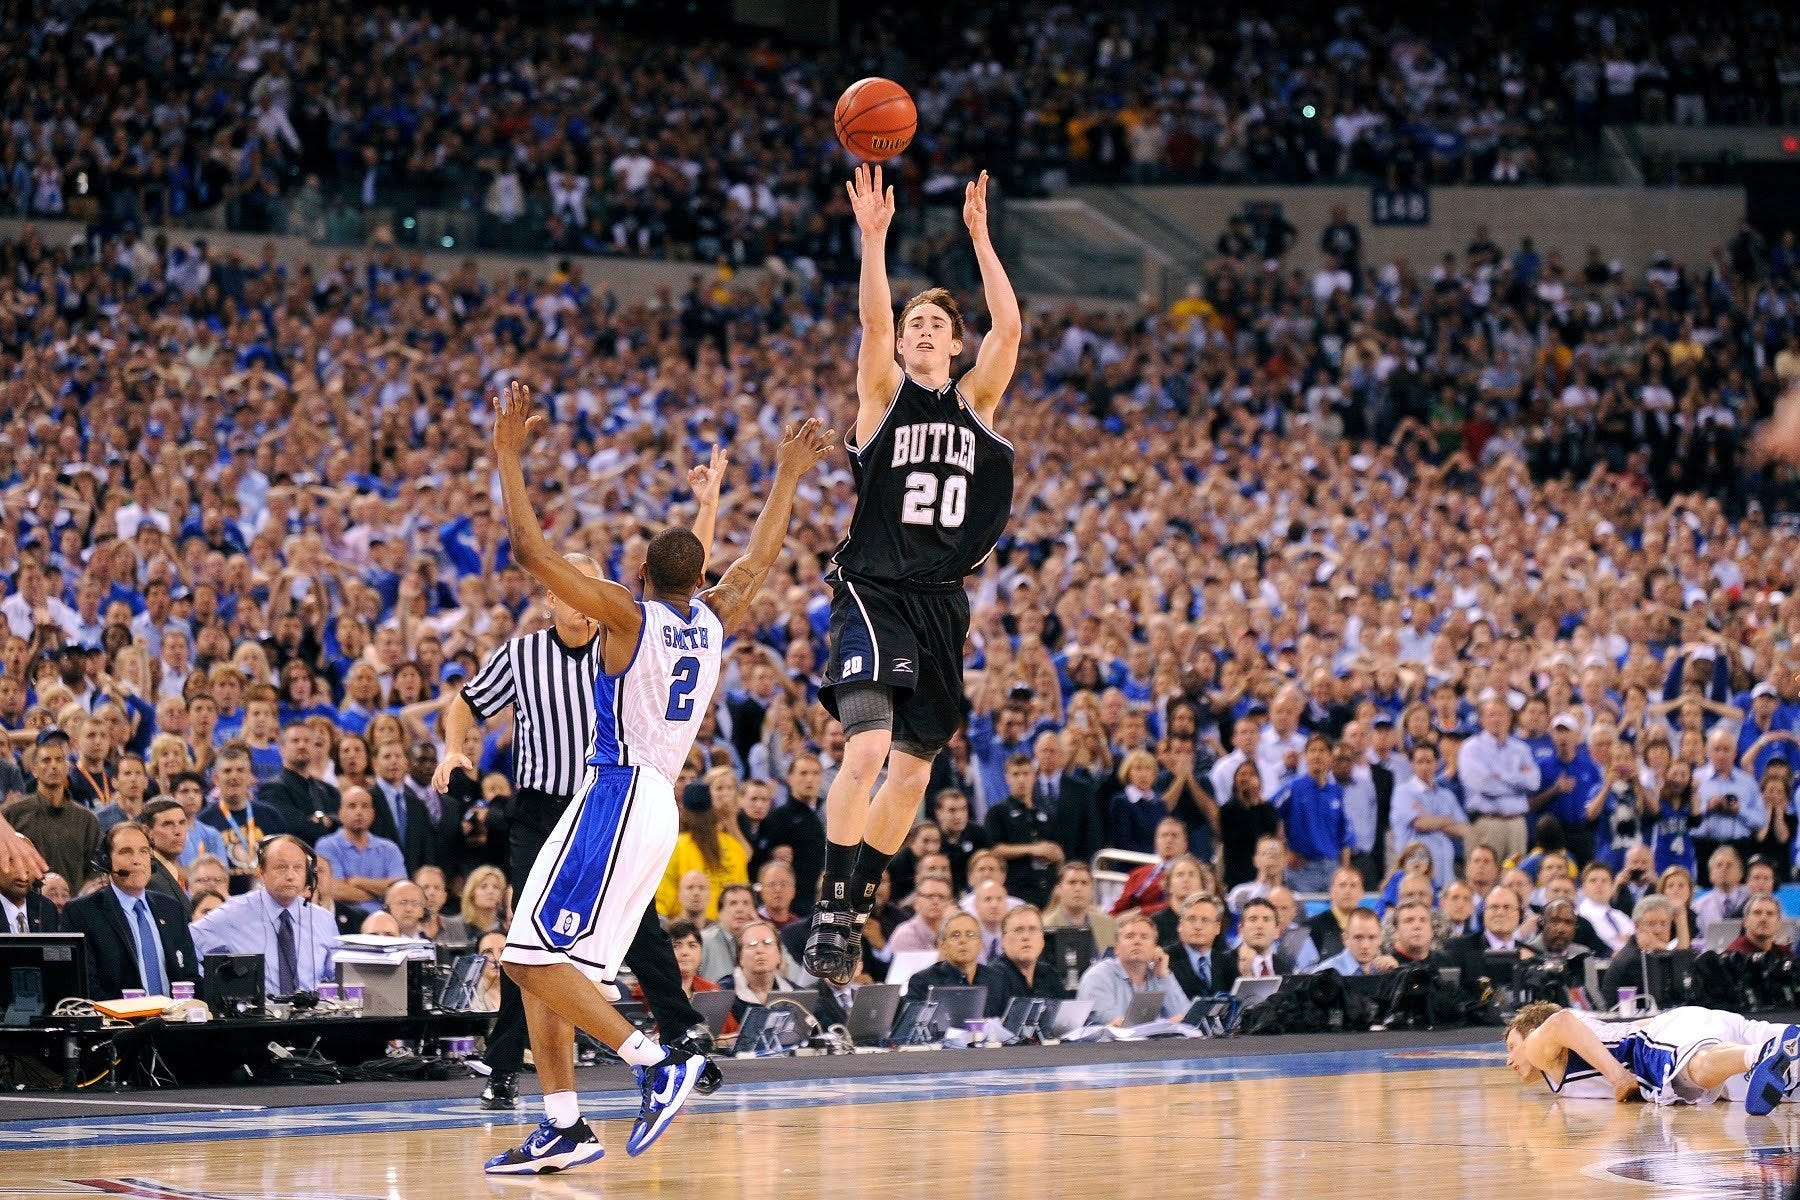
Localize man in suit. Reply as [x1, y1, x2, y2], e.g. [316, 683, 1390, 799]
[1237, 897, 1299, 978]
[0, 841, 60, 933]
[1043, 861, 1117, 955]
[369, 740, 436, 872]
[1445, 884, 1528, 994]
[256, 724, 340, 845]
[1306, 866, 1367, 960]
[60, 823, 199, 999]
[137, 799, 194, 919]
[404, 741, 462, 869]
[1165, 892, 1236, 1001]
[1033, 732, 1102, 866]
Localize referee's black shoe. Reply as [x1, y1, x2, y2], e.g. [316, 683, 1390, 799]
[803, 907, 862, 986]
[668, 1030, 724, 1096]
[481, 1072, 520, 1110]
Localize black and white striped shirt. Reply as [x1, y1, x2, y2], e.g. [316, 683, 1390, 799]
[460, 627, 599, 796]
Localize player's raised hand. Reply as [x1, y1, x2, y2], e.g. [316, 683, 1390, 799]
[1753, 382, 1800, 465]
[845, 163, 894, 238]
[688, 444, 729, 509]
[962, 169, 991, 243]
[431, 751, 474, 795]
[491, 380, 545, 456]
[775, 417, 836, 474]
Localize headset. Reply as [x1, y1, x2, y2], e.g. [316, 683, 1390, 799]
[255, 834, 319, 899]
[256, 834, 322, 1005]
[89, 821, 152, 883]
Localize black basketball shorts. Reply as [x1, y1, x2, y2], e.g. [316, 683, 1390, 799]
[819, 578, 969, 754]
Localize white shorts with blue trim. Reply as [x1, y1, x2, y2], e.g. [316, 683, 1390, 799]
[1629, 1007, 1793, 1105]
[501, 764, 678, 987]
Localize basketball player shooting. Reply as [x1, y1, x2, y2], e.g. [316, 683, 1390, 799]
[804, 164, 1021, 985]
[484, 381, 832, 1174]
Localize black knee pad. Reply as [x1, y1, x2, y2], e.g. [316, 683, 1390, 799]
[891, 736, 945, 761]
[833, 681, 894, 740]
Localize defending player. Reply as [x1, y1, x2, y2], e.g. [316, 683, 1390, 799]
[1504, 1000, 1800, 1113]
[484, 381, 832, 1174]
[804, 164, 1021, 985]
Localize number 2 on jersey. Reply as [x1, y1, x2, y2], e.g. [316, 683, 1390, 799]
[665, 655, 700, 721]
[900, 471, 966, 529]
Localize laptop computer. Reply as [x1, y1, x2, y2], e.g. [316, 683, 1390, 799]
[925, 985, 987, 1031]
[1230, 975, 1282, 1011]
[1043, 998, 1093, 1038]
[692, 989, 737, 1037]
[1120, 990, 1166, 1026]
[773, 988, 819, 1021]
[889, 1000, 942, 1047]
[845, 983, 903, 1047]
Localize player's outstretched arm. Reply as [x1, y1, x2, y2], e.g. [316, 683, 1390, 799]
[1529, 1010, 1641, 1102]
[955, 170, 1021, 424]
[849, 163, 903, 445]
[701, 419, 834, 634]
[688, 444, 728, 574]
[491, 381, 642, 642]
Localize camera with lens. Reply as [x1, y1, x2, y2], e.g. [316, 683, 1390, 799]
[1514, 959, 1571, 1006]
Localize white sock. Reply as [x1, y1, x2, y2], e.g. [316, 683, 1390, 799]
[618, 1030, 667, 1068]
[543, 1090, 581, 1129]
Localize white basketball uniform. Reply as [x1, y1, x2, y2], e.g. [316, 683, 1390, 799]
[504, 599, 724, 985]
[1545, 1007, 1795, 1105]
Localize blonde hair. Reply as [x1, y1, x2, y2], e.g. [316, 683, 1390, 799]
[460, 864, 510, 932]
[1119, 749, 1158, 785]
[1504, 1000, 1564, 1043]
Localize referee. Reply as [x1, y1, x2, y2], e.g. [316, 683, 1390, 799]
[435, 551, 715, 1108]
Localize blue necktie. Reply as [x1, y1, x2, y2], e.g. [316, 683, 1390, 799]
[387, 785, 407, 842]
[1197, 953, 1211, 993]
[134, 899, 166, 996]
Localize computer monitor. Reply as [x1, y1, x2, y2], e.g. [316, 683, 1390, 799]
[692, 989, 736, 1037]
[202, 953, 264, 1019]
[1045, 928, 1094, 993]
[732, 1005, 798, 1057]
[1644, 949, 1697, 1008]
[1482, 951, 1522, 991]
[0, 934, 88, 1026]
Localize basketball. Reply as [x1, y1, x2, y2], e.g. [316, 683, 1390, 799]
[834, 77, 916, 161]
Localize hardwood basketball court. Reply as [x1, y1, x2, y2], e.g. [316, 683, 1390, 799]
[0, 1041, 1795, 1199]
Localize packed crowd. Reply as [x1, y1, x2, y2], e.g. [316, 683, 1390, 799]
[2, 179, 1800, 1027]
[7, 3, 1800, 263]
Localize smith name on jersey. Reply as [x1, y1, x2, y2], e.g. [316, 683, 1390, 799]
[587, 599, 724, 785]
[831, 375, 1015, 590]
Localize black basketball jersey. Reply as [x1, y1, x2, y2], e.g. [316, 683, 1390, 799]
[829, 374, 1015, 589]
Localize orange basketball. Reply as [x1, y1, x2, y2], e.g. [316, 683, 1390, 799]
[834, 77, 917, 161]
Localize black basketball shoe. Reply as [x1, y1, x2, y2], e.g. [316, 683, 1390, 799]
[804, 907, 864, 986]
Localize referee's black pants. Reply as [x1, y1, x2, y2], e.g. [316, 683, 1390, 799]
[484, 793, 705, 1076]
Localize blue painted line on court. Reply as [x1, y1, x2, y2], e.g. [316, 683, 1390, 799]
[0, 1040, 1505, 1152]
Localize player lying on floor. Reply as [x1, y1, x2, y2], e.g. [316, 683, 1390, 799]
[1504, 1001, 1800, 1113]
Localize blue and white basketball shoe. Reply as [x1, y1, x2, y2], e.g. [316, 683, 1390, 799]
[484, 1118, 606, 1174]
[1745, 1025, 1800, 1116]
[626, 1052, 707, 1156]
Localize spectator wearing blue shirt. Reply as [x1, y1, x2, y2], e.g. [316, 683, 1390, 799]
[313, 787, 406, 915]
[967, 702, 1055, 825]
[1389, 742, 1469, 888]
[1530, 714, 1604, 865]
[1737, 683, 1800, 781]
[1457, 697, 1541, 864]
[1693, 727, 1766, 879]
[1272, 736, 1352, 892]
